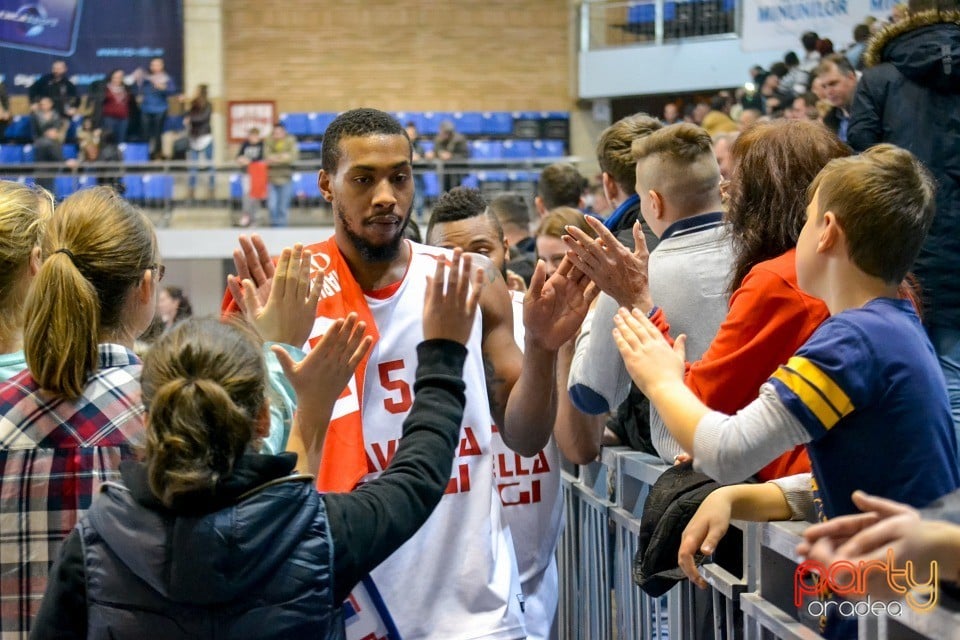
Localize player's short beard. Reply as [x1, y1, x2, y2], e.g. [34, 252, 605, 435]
[336, 202, 411, 263]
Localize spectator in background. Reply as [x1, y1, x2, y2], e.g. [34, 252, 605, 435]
[183, 84, 215, 201]
[489, 192, 537, 288]
[236, 127, 266, 227]
[817, 54, 859, 142]
[534, 162, 585, 218]
[28, 60, 78, 119]
[662, 102, 681, 125]
[136, 57, 177, 160]
[845, 23, 871, 70]
[584, 181, 613, 219]
[265, 122, 298, 227]
[849, 0, 960, 448]
[406, 121, 426, 219]
[780, 51, 810, 95]
[30, 97, 66, 142]
[101, 69, 133, 143]
[712, 132, 737, 181]
[427, 119, 469, 192]
[0, 79, 10, 141]
[787, 92, 819, 121]
[816, 37, 835, 56]
[33, 123, 75, 194]
[738, 108, 762, 129]
[800, 31, 821, 71]
[76, 117, 101, 162]
[157, 285, 193, 331]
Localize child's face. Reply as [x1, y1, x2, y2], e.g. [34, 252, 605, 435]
[796, 188, 825, 295]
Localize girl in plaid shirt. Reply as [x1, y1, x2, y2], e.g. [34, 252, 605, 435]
[0, 187, 158, 640]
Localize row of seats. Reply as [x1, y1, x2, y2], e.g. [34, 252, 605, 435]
[228, 169, 540, 202]
[279, 110, 570, 139]
[627, 0, 736, 23]
[1, 138, 566, 166]
[0, 174, 174, 202]
[2, 114, 184, 144]
[0, 142, 151, 165]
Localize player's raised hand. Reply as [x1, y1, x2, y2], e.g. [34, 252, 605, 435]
[227, 233, 275, 310]
[424, 248, 484, 345]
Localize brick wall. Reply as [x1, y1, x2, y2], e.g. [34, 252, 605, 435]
[222, 0, 575, 113]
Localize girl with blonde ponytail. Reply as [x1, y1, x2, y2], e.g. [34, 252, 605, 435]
[0, 180, 52, 379]
[0, 186, 157, 638]
[33, 250, 486, 640]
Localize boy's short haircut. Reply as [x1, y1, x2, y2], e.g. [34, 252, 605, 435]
[810, 144, 936, 284]
[248, 127, 260, 135]
[632, 123, 721, 215]
[537, 163, 586, 210]
[596, 114, 663, 195]
[489, 193, 531, 229]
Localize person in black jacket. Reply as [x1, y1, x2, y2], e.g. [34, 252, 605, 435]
[848, 0, 960, 448]
[28, 60, 79, 118]
[30, 249, 485, 640]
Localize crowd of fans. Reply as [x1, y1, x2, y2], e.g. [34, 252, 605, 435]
[0, 0, 958, 637]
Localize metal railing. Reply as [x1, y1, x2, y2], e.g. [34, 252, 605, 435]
[558, 448, 960, 639]
[579, 0, 739, 50]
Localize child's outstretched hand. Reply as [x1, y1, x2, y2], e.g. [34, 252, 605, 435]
[233, 243, 322, 347]
[424, 248, 484, 345]
[613, 307, 687, 395]
[271, 312, 372, 410]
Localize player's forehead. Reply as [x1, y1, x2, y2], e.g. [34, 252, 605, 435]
[336, 134, 411, 172]
[432, 216, 498, 245]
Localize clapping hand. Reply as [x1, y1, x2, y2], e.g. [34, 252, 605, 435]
[234, 243, 322, 347]
[423, 248, 484, 345]
[227, 233, 275, 313]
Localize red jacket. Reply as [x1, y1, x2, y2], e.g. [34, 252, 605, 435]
[653, 249, 827, 481]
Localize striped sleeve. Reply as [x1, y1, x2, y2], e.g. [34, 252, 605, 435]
[767, 318, 872, 439]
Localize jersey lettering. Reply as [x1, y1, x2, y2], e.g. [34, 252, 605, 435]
[498, 479, 542, 506]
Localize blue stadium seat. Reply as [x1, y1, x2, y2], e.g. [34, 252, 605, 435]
[120, 142, 150, 163]
[122, 175, 144, 200]
[451, 112, 484, 136]
[532, 140, 565, 158]
[628, 2, 656, 23]
[460, 173, 480, 189]
[297, 141, 322, 157]
[420, 112, 451, 136]
[77, 175, 97, 190]
[143, 174, 174, 203]
[469, 140, 503, 160]
[4, 116, 31, 142]
[55, 175, 78, 199]
[480, 112, 514, 136]
[280, 113, 310, 137]
[62, 144, 78, 161]
[293, 172, 321, 202]
[422, 172, 441, 198]
[508, 170, 539, 185]
[21, 145, 34, 162]
[393, 111, 424, 131]
[308, 112, 338, 137]
[501, 140, 534, 159]
[0, 144, 23, 164]
[420, 140, 434, 155]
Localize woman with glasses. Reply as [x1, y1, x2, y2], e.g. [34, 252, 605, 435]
[0, 181, 52, 380]
[0, 186, 158, 638]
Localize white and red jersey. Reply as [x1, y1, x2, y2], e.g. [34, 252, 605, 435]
[317, 242, 525, 640]
[490, 290, 563, 640]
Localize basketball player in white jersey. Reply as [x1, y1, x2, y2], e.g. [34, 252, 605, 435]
[230, 108, 596, 640]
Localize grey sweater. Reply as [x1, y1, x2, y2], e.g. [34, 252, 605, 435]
[569, 214, 733, 443]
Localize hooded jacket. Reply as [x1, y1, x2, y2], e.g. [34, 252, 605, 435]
[848, 10, 960, 328]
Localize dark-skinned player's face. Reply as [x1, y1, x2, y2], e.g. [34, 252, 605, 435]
[320, 134, 414, 262]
